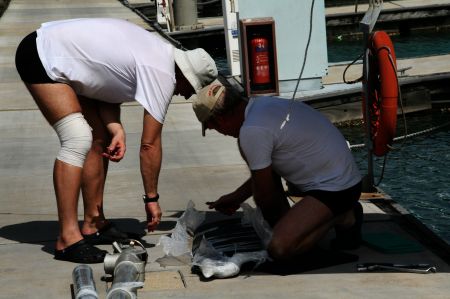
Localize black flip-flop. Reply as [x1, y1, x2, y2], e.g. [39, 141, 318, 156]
[82, 223, 144, 245]
[54, 239, 106, 263]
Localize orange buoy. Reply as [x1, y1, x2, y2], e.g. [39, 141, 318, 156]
[364, 31, 399, 157]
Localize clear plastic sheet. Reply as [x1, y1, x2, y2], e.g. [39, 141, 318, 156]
[157, 200, 205, 257]
[158, 201, 272, 279]
[240, 203, 273, 247]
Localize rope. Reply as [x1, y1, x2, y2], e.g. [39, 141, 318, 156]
[343, 52, 364, 84]
[291, 0, 316, 100]
[280, 0, 316, 130]
[349, 121, 450, 150]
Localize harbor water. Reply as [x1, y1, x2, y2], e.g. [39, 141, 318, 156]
[340, 110, 450, 245]
[211, 34, 450, 245]
[328, 30, 450, 62]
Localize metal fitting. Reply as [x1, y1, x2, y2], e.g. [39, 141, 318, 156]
[105, 240, 148, 299]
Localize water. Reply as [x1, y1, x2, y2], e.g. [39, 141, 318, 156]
[327, 30, 450, 244]
[339, 111, 450, 244]
[328, 31, 450, 62]
[210, 32, 450, 244]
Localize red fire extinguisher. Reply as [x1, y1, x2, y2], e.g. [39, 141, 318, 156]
[250, 36, 271, 86]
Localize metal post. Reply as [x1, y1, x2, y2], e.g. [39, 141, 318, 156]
[173, 0, 198, 30]
[359, 0, 383, 192]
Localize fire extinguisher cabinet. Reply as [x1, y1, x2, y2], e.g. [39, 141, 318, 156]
[240, 18, 279, 97]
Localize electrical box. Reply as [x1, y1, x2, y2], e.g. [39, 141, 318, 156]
[234, 0, 328, 93]
[239, 18, 279, 96]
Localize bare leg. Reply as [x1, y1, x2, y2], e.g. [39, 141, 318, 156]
[334, 208, 356, 229]
[25, 83, 84, 250]
[268, 195, 336, 260]
[53, 160, 84, 249]
[79, 99, 110, 235]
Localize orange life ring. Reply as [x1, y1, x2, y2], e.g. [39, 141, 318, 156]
[364, 31, 399, 157]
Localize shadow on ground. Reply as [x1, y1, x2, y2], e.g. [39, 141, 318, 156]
[0, 218, 178, 254]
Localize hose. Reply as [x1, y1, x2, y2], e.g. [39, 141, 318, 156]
[280, 0, 316, 130]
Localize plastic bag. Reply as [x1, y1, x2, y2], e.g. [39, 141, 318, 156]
[158, 201, 272, 278]
[192, 236, 268, 278]
[192, 204, 272, 279]
[240, 203, 273, 247]
[157, 201, 205, 257]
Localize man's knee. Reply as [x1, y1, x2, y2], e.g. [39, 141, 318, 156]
[53, 112, 92, 167]
[267, 236, 294, 260]
[268, 232, 312, 260]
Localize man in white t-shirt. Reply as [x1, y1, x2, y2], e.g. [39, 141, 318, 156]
[191, 78, 363, 260]
[15, 18, 217, 263]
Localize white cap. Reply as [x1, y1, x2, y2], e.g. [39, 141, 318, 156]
[174, 48, 218, 91]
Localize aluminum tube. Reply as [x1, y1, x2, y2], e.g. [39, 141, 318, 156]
[114, 260, 140, 283]
[106, 252, 145, 299]
[72, 265, 99, 299]
[107, 289, 134, 299]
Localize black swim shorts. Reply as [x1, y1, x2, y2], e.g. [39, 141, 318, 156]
[303, 181, 362, 216]
[15, 31, 56, 84]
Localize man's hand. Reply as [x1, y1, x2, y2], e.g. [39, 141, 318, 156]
[145, 202, 162, 232]
[206, 193, 242, 215]
[207, 179, 253, 215]
[103, 130, 126, 162]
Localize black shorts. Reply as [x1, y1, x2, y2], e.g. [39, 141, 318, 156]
[304, 181, 362, 216]
[15, 31, 56, 84]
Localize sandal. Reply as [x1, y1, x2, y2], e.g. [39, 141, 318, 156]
[54, 239, 106, 263]
[82, 222, 143, 245]
[331, 202, 364, 250]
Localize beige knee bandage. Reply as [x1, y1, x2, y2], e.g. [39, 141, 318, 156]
[53, 112, 92, 167]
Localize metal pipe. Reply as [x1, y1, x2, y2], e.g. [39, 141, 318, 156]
[359, 0, 383, 192]
[72, 265, 99, 299]
[105, 241, 147, 299]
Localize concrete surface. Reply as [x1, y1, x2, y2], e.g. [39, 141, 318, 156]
[0, 1, 449, 299]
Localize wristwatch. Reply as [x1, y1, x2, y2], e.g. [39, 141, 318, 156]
[143, 193, 159, 203]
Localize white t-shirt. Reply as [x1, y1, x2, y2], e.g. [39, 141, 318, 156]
[36, 18, 176, 123]
[239, 97, 361, 192]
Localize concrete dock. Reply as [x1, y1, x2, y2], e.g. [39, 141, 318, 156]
[155, 0, 450, 43]
[0, 1, 449, 298]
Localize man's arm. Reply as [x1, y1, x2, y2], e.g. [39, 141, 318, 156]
[250, 166, 289, 227]
[140, 110, 163, 231]
[207, 140, 253, 214]
[206, 178, 253, 215]
[98, 102, 126, 162]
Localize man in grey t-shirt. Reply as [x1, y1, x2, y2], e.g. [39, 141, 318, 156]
[192, 78, 363, 260]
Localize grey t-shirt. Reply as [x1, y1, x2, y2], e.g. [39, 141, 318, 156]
[239, 97, 361, 192]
